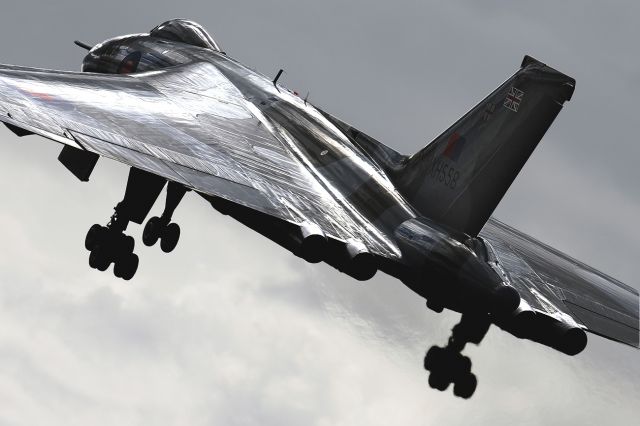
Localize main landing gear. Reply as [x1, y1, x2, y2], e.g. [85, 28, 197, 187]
[424, 313, 491, 399]
[83, 168, 188, 280]
[142, 182, 188, 253]
[85, 207, 139, 280]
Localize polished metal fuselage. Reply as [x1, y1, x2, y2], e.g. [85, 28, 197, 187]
[85, 35, 419, 255]
[78, 36, 548, 314]
[0, 27, 637, 352]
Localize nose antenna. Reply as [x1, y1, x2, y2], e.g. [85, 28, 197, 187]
[74, 40, 93, 51]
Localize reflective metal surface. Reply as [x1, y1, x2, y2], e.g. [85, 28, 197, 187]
[480, 218, 639, 347]
[1, 54, 410, 259]
[0, 19, 637, 398]
[150, 19, 222, 52]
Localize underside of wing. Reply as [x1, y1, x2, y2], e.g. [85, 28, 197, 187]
[480, 218, 639, 348]
[0, 62, 400, 260]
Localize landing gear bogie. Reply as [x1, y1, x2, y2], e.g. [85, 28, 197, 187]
[83, 169, 189, 280]
[86, 218, 138, 280]
[143, 216, 181, 253]
[424, 314, 490, 399]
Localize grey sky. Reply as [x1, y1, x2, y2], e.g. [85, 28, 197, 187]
[0, 1, 638, 425]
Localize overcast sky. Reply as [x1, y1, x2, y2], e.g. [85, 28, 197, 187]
[0, 1, 638, 425]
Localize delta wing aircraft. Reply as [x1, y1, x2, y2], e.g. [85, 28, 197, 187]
[0, 20, 637, 398]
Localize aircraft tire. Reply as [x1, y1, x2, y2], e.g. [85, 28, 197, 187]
[453, 373, 477, 399]
[121, 253, 139, 281]
[90, 246, 110, 271]
[115, 253, 138, 280]
[428, 371, 450, 391]
[452, 354, 472, 380]
[88, 249, 99, 269]
[143, 217, 162, 246]
[121, 234, 135, 254]
[113, 260, 124, 278]
[160, 223, 180, 253]
[424, 346, 444, 371]
[85, 224, 104, 251]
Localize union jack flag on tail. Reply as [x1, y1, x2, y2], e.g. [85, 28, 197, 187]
[396, 56, 574, 236]
[504, 86, 524, 112]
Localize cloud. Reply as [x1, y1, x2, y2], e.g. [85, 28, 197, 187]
[0, 136, 638, 425]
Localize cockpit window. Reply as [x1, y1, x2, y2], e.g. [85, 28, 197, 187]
[150, 19, 221, 51]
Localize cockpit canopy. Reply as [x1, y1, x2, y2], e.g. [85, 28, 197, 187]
[150, 19, 221, 52]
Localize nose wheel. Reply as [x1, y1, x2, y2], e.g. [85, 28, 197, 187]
[424, 313, 490, 399]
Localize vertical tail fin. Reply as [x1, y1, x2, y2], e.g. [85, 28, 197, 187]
[396, 56, 575, 236]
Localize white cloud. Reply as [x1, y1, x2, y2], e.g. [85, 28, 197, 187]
[0, 143, 638, 425]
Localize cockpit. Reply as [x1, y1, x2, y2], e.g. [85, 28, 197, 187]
[82, 19, 222, 74]
[150, 19, 222, 52]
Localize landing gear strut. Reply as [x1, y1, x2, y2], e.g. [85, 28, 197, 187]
[142, 181, 189, 253]
[424, 313, 491, 399]
[84, 167, 168, 280]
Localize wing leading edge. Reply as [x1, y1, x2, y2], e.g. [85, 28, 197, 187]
[1, 56, 637, 349]
[0, 61, 401, 259]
